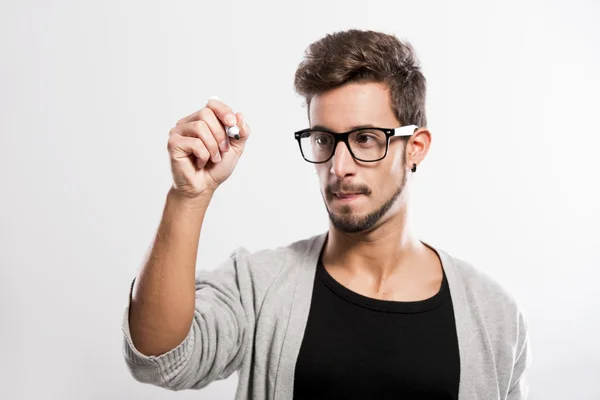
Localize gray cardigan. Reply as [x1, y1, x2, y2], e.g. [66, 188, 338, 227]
[122, 232, 531, 399]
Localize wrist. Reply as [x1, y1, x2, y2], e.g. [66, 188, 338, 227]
[167, 186, 215, 209]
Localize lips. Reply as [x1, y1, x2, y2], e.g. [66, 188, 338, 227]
[333, 192, 364, 200]
[335, 193, 362, 197]
[328, 184, 370, 200]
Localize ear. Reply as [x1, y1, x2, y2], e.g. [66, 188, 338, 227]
[405, 127, 431, 170]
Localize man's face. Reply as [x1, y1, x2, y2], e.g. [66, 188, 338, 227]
[309, 81, 410, 234]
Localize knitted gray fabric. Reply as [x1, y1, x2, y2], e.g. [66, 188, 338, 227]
[122, 232, 531, 399]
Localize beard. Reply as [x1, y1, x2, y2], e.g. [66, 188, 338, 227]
[324, 171, 408, 234]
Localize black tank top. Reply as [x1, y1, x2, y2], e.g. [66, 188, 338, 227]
[293, 254, 461, 399]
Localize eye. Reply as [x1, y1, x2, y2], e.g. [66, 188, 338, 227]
[355, 134, 375, 143]
[354, 132, 381, 145]
[315, 134, 333, 145]
[352, 129, 386, 147]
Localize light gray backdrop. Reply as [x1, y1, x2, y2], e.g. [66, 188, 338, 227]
[1, 0, 598, 399]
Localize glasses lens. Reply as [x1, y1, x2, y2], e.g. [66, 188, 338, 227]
[299, 131, 334, 162]
[348, 129, 388, 161]
[299, 129, 389, 162]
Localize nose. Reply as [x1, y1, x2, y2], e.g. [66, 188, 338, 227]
[330, 141, 356, 179]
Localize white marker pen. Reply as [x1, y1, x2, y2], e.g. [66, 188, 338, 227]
[226, 125, 240, 140]
[208, 96, 240, 140]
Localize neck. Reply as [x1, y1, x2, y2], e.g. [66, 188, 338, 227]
[323, 202, 428, 281]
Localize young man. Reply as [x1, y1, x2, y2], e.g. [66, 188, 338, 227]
[122, 29, 531, 399]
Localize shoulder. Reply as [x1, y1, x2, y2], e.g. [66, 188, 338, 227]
[236, 232, 324, 266]
[229, 232, 324, 285]
[441, 250, 532, 389]
[441, 250, 529, 339]
[448, 252, 520, 310]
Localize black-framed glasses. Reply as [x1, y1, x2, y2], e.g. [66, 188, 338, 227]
[293, 125, 418, 163]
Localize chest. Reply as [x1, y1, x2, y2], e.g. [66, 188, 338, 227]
[292, 268, 461, 399]
[324, 265, 444, 302]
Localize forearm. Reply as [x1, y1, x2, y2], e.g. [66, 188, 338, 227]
[128, 187, 214, 356]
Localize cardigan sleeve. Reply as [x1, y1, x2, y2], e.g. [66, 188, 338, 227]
[507, 308, 532, 399]
[121, 249, 253, 391]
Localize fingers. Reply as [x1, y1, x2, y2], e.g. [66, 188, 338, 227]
[186, 108, 229, 153]
[176, 98, 237, 129]
[171, 121, 222, 163]
[175, 98, 241, 152]
[167, 135, 211, 169]
[198, 108, 229, 152]
[205, 98, 237, 127]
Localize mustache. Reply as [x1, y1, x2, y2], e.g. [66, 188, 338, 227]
[326, 183, 371, 196]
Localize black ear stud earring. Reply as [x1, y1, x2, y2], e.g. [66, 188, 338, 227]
[411, 163, 417, 173]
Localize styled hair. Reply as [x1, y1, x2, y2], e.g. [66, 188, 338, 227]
[294, 29, 427, 128]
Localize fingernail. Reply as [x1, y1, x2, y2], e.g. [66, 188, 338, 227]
[226, 114, 236, 125]
[219, 138, 230, 152]
[214, 152, 221, 162]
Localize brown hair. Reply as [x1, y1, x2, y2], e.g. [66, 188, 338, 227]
[294, 29, 427, 128]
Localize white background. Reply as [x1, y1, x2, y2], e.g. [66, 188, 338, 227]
[1, 0, 599, 399]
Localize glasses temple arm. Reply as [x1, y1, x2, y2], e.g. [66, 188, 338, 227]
[393, 125, 419, 137]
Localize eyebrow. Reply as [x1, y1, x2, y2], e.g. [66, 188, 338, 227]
[310, 123, 378, 132]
